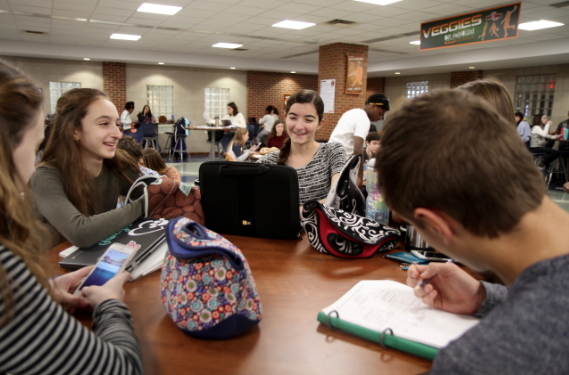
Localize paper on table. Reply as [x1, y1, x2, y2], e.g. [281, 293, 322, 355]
[203, 111, 213, 124]
[60, 246, 78, 258]
[129, 241, 169, 280]
[321, 280, 479, 349]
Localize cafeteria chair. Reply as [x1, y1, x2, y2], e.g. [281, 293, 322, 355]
[546, 157, 567, 188]
[171, 118, 190, 162]
[140, 121, 159, 151]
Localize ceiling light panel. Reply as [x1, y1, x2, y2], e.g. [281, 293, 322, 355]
[272, 20, 316, 30]
[518, 20, 564, 31]
[212, 43, 243, 49]
[137, 3, 182, 16]
[110, 33, 141, 40]
[353, 0, 403, 5]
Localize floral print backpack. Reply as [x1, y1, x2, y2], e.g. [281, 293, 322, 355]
[161, 216, 262, 339]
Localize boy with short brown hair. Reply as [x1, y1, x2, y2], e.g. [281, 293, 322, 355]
[376, 89, 569, 374]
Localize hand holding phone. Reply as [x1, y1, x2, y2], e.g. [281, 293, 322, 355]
[80, 272, 131, 308]
[74, 244, 136, 306]
[49, 266, 94, 312]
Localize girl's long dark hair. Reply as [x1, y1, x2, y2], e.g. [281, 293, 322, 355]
[227, 102, 239, 116]
[40, 88, 139, 216]
[0, 60, 50, 326]
[277, 90, 324, 165]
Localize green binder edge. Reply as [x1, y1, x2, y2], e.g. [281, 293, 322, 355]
[317, 311, 439, 361]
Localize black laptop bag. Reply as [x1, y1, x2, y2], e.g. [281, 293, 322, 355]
[199, 161, 302, 239]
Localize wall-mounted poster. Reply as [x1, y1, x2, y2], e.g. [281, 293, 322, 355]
[420, 3, 521, 51]
[346, 53, 364, 94]
[320, 79, 335, 114]
[283, 93, 292, 111]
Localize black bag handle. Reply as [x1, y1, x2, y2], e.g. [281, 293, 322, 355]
[218, 164, 270, 176]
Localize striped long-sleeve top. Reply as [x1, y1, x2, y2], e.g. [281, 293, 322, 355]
[0, 245, 144, 375]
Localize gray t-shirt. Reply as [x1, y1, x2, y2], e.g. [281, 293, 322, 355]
[31, 165, 144, 248]
[256, 142, 347, 205]
[432, 253, 569, 375]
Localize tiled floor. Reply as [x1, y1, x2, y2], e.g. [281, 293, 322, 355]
[166, 154, 220, 184]
[166, 154, 569, 213]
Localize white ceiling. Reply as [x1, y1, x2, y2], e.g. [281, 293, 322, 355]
[0, 0, 568, 76]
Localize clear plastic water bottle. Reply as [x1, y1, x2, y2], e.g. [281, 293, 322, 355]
[171, 112, 174, 121]
[365, 159, 389, 225]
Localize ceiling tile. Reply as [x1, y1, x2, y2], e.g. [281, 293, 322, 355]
[97, 0, 140, 11]
[8, 0, 52, 8]
[11, 5, 51, 15]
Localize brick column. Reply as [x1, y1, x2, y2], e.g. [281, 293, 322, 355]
[450, 70, 483, 88]
[247, 71, 318, 122]
[102, 62, 126, 113]
[317, 43, 368, 140]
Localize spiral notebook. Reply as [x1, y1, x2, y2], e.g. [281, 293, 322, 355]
[318, 280, 480, 360]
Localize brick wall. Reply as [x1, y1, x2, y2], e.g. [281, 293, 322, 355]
[247, 71, 318, 122]
[366, 77, 385, 96]
[103, 62, 126, 113]
[317, 43, 369, 140]
[450, 70, 484, 88]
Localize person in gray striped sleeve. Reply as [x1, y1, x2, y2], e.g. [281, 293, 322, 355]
[0, 59, 144, 375]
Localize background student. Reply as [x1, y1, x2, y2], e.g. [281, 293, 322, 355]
[221, 102, 246, 153]
[258, 105, 276, 146]
[329, 93, 389, 157]
[226, 127, 258, 162]
[529, 113, 561, 170]
[137, 104, 156, 123]
[376, 89, 569, 374]
[515, 111, 531, 146]
[257, 89, 347, 205]
[363, 132, 380, 162]
[0, 59, 143, 375]
[456, 79, 516, 126]
[142, 148, 181, 182]
[266, 120, 288, 149]
[117, 136, 159, 177]
[31, 88, 145, 248]
[120, 101, 135, 130]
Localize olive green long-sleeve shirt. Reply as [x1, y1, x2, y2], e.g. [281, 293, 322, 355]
[31, 165, 144, 248]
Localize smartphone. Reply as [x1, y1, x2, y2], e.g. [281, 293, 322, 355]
[411, 250, 452, 262]
[74, 243, 136, 295]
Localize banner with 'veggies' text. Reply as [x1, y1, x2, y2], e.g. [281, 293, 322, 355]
[420, 3, 521, 51]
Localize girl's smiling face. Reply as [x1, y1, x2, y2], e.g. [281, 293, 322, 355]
[74, 98, 122, 163]
[286, 103, 322, 146]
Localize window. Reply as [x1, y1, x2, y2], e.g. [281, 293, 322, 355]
[406, 81, 428, 99]
[205, 88, 230, 119]
[147, 85, 173, 119]
[49, 81, 81, 114]
[514, 74, 556, 118]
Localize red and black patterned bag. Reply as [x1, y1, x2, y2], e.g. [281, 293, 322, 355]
[301, 201, 400, 258]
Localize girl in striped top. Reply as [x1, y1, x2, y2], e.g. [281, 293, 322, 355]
[0, 60, 144, 375]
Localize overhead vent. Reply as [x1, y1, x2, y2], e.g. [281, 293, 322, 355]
[232, 48, 249, 51]
[550, 1, 569, 8]
[324, 19, 358, 28]
[362, 31, 419, 44]
[22, 30, 48, 36]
